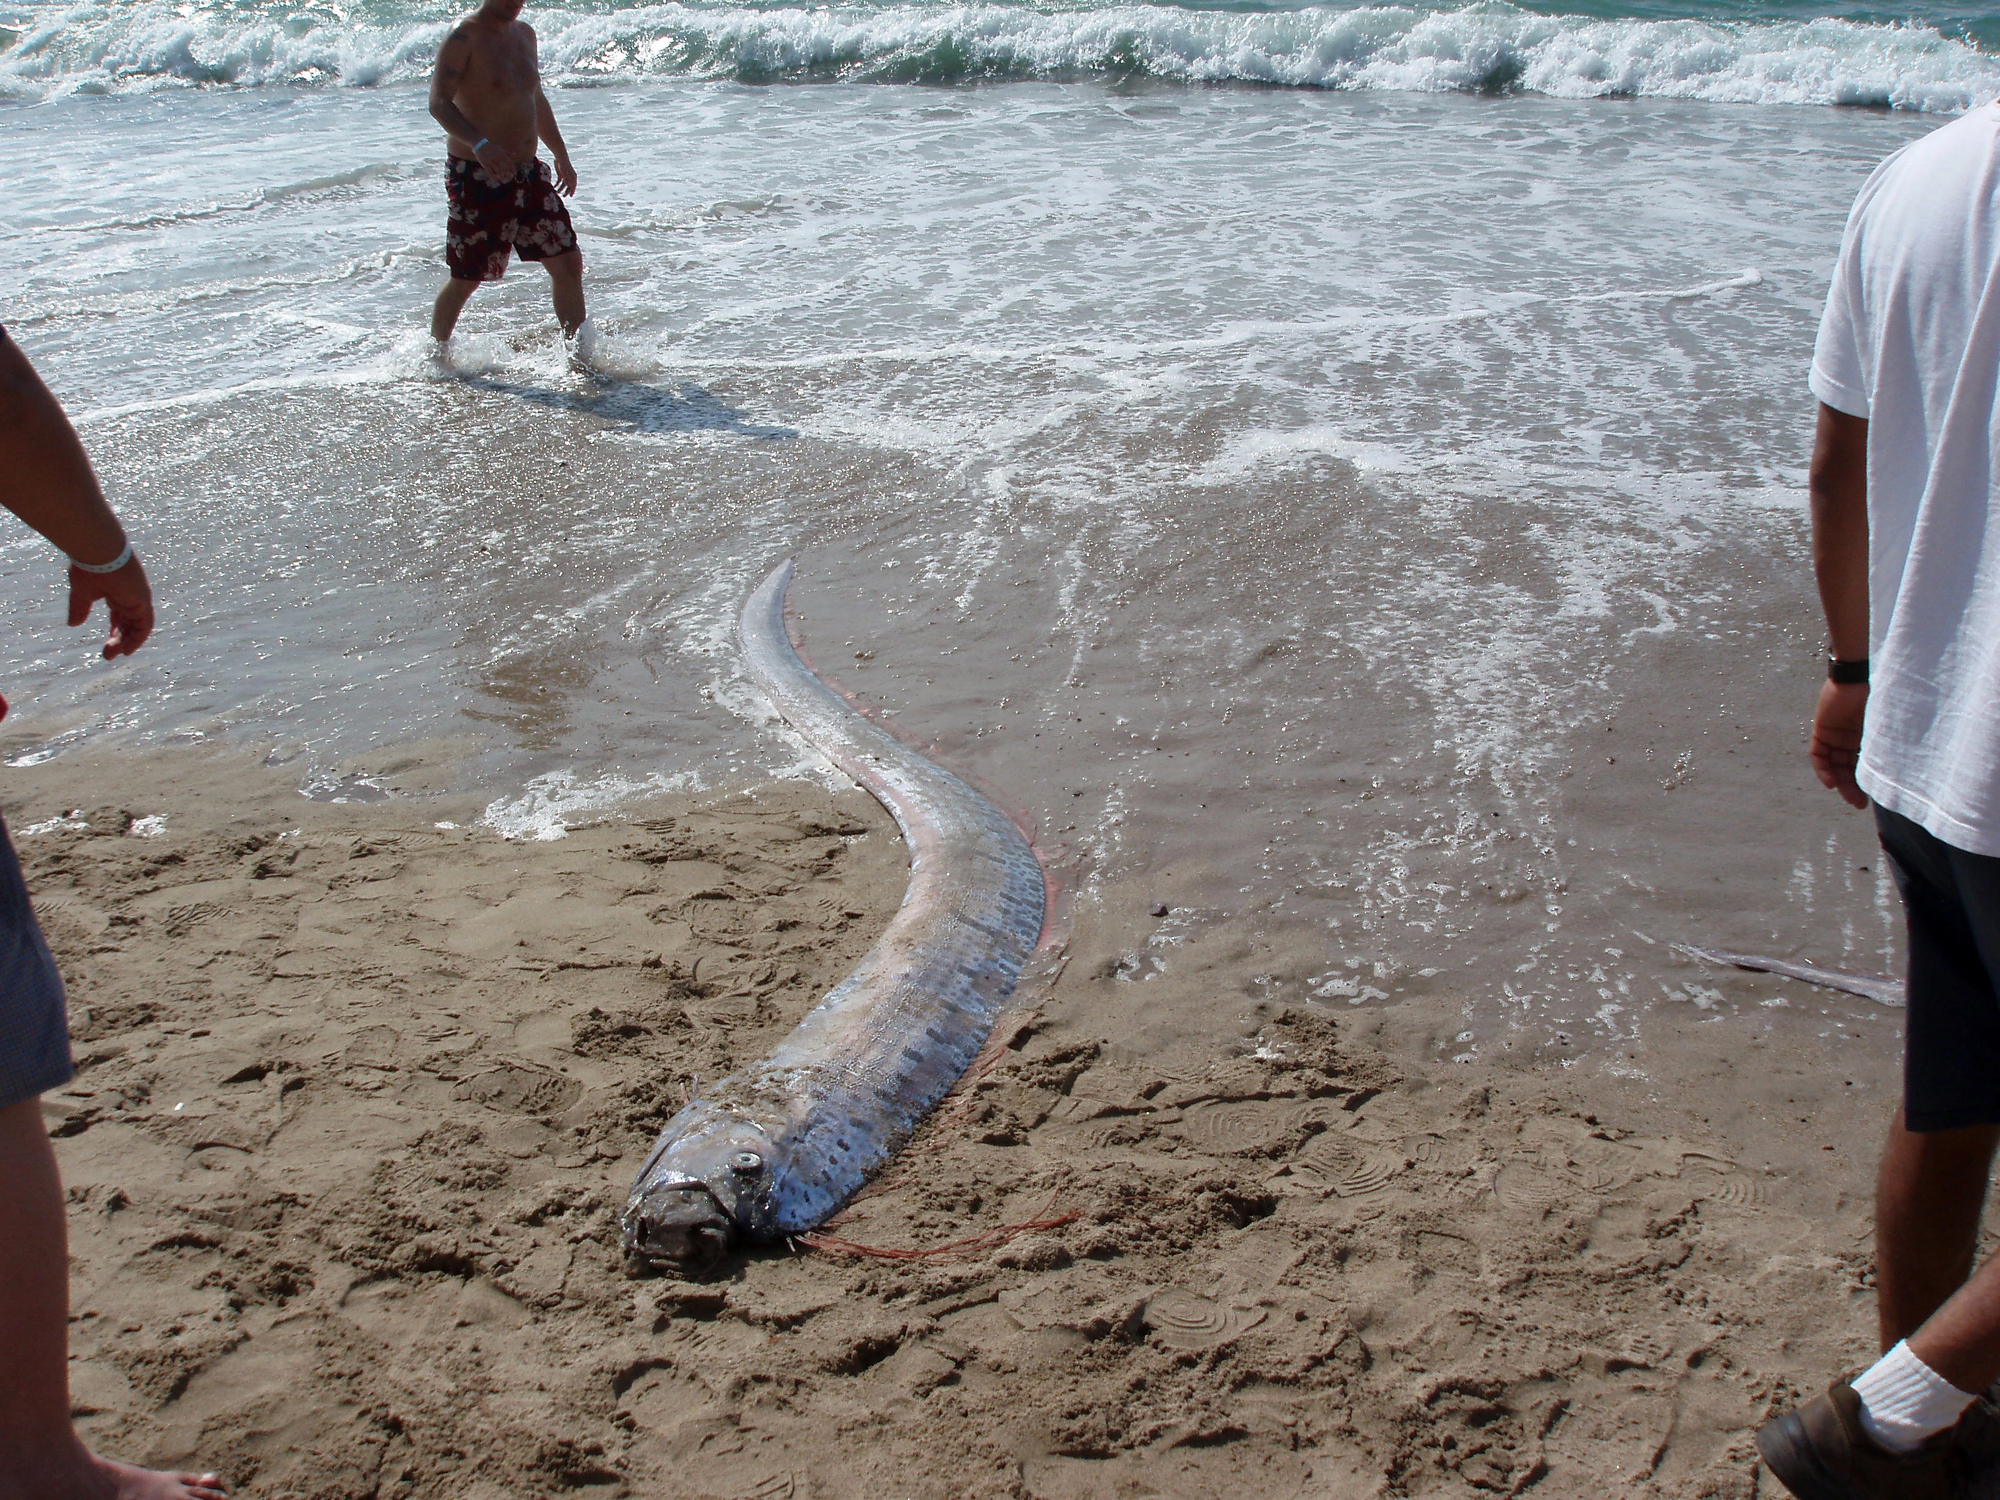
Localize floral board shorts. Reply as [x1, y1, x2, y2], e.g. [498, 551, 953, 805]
[444, 155, 578, 283]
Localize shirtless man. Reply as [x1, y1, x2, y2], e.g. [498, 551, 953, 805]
[427, 0, 588, 348]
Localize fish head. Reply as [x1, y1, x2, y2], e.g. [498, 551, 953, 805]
[623, 1180, 734, 1272]
[623, 1113, 784, 1274]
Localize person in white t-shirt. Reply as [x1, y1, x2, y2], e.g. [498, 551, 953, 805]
[1759, 101, 2000, 1500]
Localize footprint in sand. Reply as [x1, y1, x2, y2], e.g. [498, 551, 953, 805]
[1403, 1133, 1475, 1173]
[1298, 1099, 1348, 1129]
[1702, 1174, 1766, 1208]
[1491, 1159, 1571, 1214]
[1564, 1140, 1642, 1194]
[1609, 1330, 1674, 1370]
[1077, 1118, 1150, 1152]
[1143, 1288, 1267, 1349]
[1297, 1138, 1402, 1198]
[1492, 1142, 1644, 1211]
[450, 1058, 583, 1117]
[162, 901, 226, 938]
[998, 1284, 1079, 1331]
[1679, 1150, 1736, 1175]
[1180, 1099, 1306, 1155]
[343, 1025, 402, 1072]
[1681, 1152, 1766, 1207]
[1411, 1229, 1481, 1278]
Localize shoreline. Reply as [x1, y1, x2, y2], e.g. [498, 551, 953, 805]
[10, 744, 1902, 1497]
[0, 49, 1955, 1498]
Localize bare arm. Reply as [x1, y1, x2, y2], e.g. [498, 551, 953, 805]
[531, 28, 575, 197]
[1808, 401, 1870, 808]
[0, 335, 153, 659]
[429, 29, 515, 177]
[536, 85, 576, 195]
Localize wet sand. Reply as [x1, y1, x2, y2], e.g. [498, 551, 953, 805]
[12, 742, 1923, 1498]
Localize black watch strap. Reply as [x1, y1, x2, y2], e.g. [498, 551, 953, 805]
[1828, 655, 1869, 685]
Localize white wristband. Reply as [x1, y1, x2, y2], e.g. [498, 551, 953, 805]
[70, 541, 133, 574]
[473, 136, 489, 153]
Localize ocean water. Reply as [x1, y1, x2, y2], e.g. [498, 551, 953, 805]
[6, 0, 2000, 103]
[0, 0, 1973, 1074]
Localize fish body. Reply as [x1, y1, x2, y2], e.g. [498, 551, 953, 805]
[1678, 944, 1905, 1008]
[622, 560, 1047, 1270]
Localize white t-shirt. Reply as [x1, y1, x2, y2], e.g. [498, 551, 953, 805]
[1813, 102, 2000, 856]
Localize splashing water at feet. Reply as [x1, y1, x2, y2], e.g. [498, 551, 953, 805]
[566, 315, 602, 375]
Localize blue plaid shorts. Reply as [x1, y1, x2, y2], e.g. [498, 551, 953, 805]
[0, 814, 70, 1109]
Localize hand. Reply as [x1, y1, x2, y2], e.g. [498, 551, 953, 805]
[474, 139, 517, 179]
[552, 155, 577, 196]
[68, 553, 153, 659]
[1810, 678, 1869, 810]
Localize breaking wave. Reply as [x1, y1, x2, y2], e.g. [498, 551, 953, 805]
[3, 0, 1995, 109]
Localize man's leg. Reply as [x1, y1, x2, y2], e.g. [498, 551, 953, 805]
[0, 1097, 224, 1499]
[1871, 799, 2000, 1332]
[0, 1096, 83, 1480]
[430, 275, 481, 342]
[1757, 811, 2000, 1496]
[543, 250, 585, 339]
[1909, 1246, 2000, 1394]
[1877, 1110, 2000, 1351]
[1884, 808, 2000, 1390]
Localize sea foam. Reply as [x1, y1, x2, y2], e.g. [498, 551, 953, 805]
[3, 0, 1994, 110]
[483, 768, 706, 840]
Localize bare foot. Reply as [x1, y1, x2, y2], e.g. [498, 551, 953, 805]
[83, 1456, 228, 1500]
[2, 1428, 227, 1499]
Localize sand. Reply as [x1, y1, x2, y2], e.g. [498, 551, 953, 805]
[10, 744, 1918, 1499]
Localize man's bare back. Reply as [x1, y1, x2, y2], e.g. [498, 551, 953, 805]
[425, 0, 587, 342]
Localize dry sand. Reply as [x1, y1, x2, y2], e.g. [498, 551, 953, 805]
[10, 745, 1923, 1499]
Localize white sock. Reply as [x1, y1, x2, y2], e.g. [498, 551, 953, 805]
[1852, 1341, 1975, 1452]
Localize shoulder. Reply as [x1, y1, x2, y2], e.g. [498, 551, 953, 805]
[436, 19, 477, 58]
[1847, 111, 1995, 235]
[1870, 111, 1993, 192]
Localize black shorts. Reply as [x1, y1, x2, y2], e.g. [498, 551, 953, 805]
[1878, 804, 2000, 1132]
[0, 814, 71, 1110]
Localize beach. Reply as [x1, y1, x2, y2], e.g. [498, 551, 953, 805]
[10, 741, 1910, 1496]
[2, 0, 1989, 1489]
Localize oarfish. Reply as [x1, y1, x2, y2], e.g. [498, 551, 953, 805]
[622, 559, 1047, 1272]
[1677, 944, 1905, 1008]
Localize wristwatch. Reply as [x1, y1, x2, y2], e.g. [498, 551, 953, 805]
[1828, 654, 1869, 685]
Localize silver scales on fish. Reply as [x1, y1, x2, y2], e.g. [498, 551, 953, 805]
[622, 560, 1049, 1273]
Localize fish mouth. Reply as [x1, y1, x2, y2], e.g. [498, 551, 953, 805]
[624, 1183, 733, 1273]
